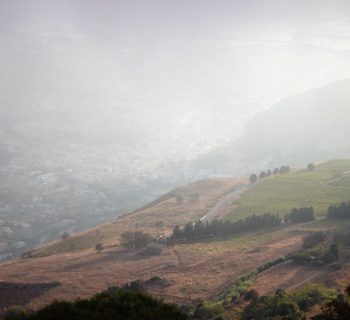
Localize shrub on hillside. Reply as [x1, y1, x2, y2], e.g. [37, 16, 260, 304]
[312, 284, 350, 320]
[259, 171, 267, 179]
[249, 174, 258, 184]
[327, 202, 350, 220]
[286, 207, 315, 223]
[279, 165, 290, 174]
[244, 289, 259, 301]
[242, 284, 337, 320]
[307, 163, 315, 171]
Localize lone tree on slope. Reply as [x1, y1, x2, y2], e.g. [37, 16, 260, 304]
[249, 174, 258, 184]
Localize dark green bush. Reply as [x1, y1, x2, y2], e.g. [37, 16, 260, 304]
[242, 284, 336, 320]
[4, 290, 188, 320]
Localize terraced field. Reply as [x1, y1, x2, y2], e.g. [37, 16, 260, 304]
[227, 159, 350, 221]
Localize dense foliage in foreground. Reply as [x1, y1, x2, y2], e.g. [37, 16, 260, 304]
[313, 285, 350, 320]
[241, 284, 337, 320]
[4, 290, 188, 320]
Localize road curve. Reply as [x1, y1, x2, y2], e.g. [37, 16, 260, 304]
[200, 183, 251, 222]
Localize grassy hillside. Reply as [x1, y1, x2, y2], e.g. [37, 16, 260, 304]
[227, 159, 350, 221]
[27, 178, 245, 258]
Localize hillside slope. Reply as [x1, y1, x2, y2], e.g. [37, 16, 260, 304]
[189, 80, 350, 177]
[27, 177, 247, 258]
[2, 161, 350, 317]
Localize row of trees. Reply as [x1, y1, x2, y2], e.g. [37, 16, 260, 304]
[327, 202, 350, 220]
[171, 213, 281, 242]
[249, 165, 291, 183]
[249, 162, 315, 184]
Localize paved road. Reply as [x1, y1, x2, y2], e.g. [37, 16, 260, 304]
[200, 183, 251, 222]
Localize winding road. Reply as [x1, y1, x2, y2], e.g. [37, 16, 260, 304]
[200, 182, 251, 222]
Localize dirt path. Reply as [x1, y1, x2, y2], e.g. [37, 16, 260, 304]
[200, 183, 251, 222]
[322, 170, 350, 185]
[171, 249, 184, 268]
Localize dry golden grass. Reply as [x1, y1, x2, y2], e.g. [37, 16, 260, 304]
[3, 165, 350, 315]
[28, 178, 247, 258]
[0, 226, 306, 314]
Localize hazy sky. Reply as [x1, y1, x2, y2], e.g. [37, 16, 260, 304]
[1, 0, 350, 171]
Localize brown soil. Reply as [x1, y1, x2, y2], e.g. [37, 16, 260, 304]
[252, 253, 350, 297]
[0, 229, 305, 314]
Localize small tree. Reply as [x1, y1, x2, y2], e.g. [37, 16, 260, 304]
[95, 243, 104, 253]
[273, 168, 280, 175]
[259, 171, 267, 179]
[245, 289, 259, 301]
[172, 225, 184, 240]
[61, 231, 70, 240]
[249, 174, 258, 184]
[307, 163, 315, 171]
[280, 166, 290, 174]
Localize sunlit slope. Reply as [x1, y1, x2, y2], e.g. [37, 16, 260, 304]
[27, 178, 246, 258]
[227, 159, 350, 221]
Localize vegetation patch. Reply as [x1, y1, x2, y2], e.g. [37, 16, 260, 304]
[215, 257, 287, 305]
[4, 290, 188, 320]
[241, 284, 337, 320]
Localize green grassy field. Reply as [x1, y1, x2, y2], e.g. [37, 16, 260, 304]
[227, 159, 350, 221]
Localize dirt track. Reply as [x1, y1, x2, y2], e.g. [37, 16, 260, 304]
[200, 183, 251, 222]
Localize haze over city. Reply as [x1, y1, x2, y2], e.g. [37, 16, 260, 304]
[1, 2, 350, 319]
